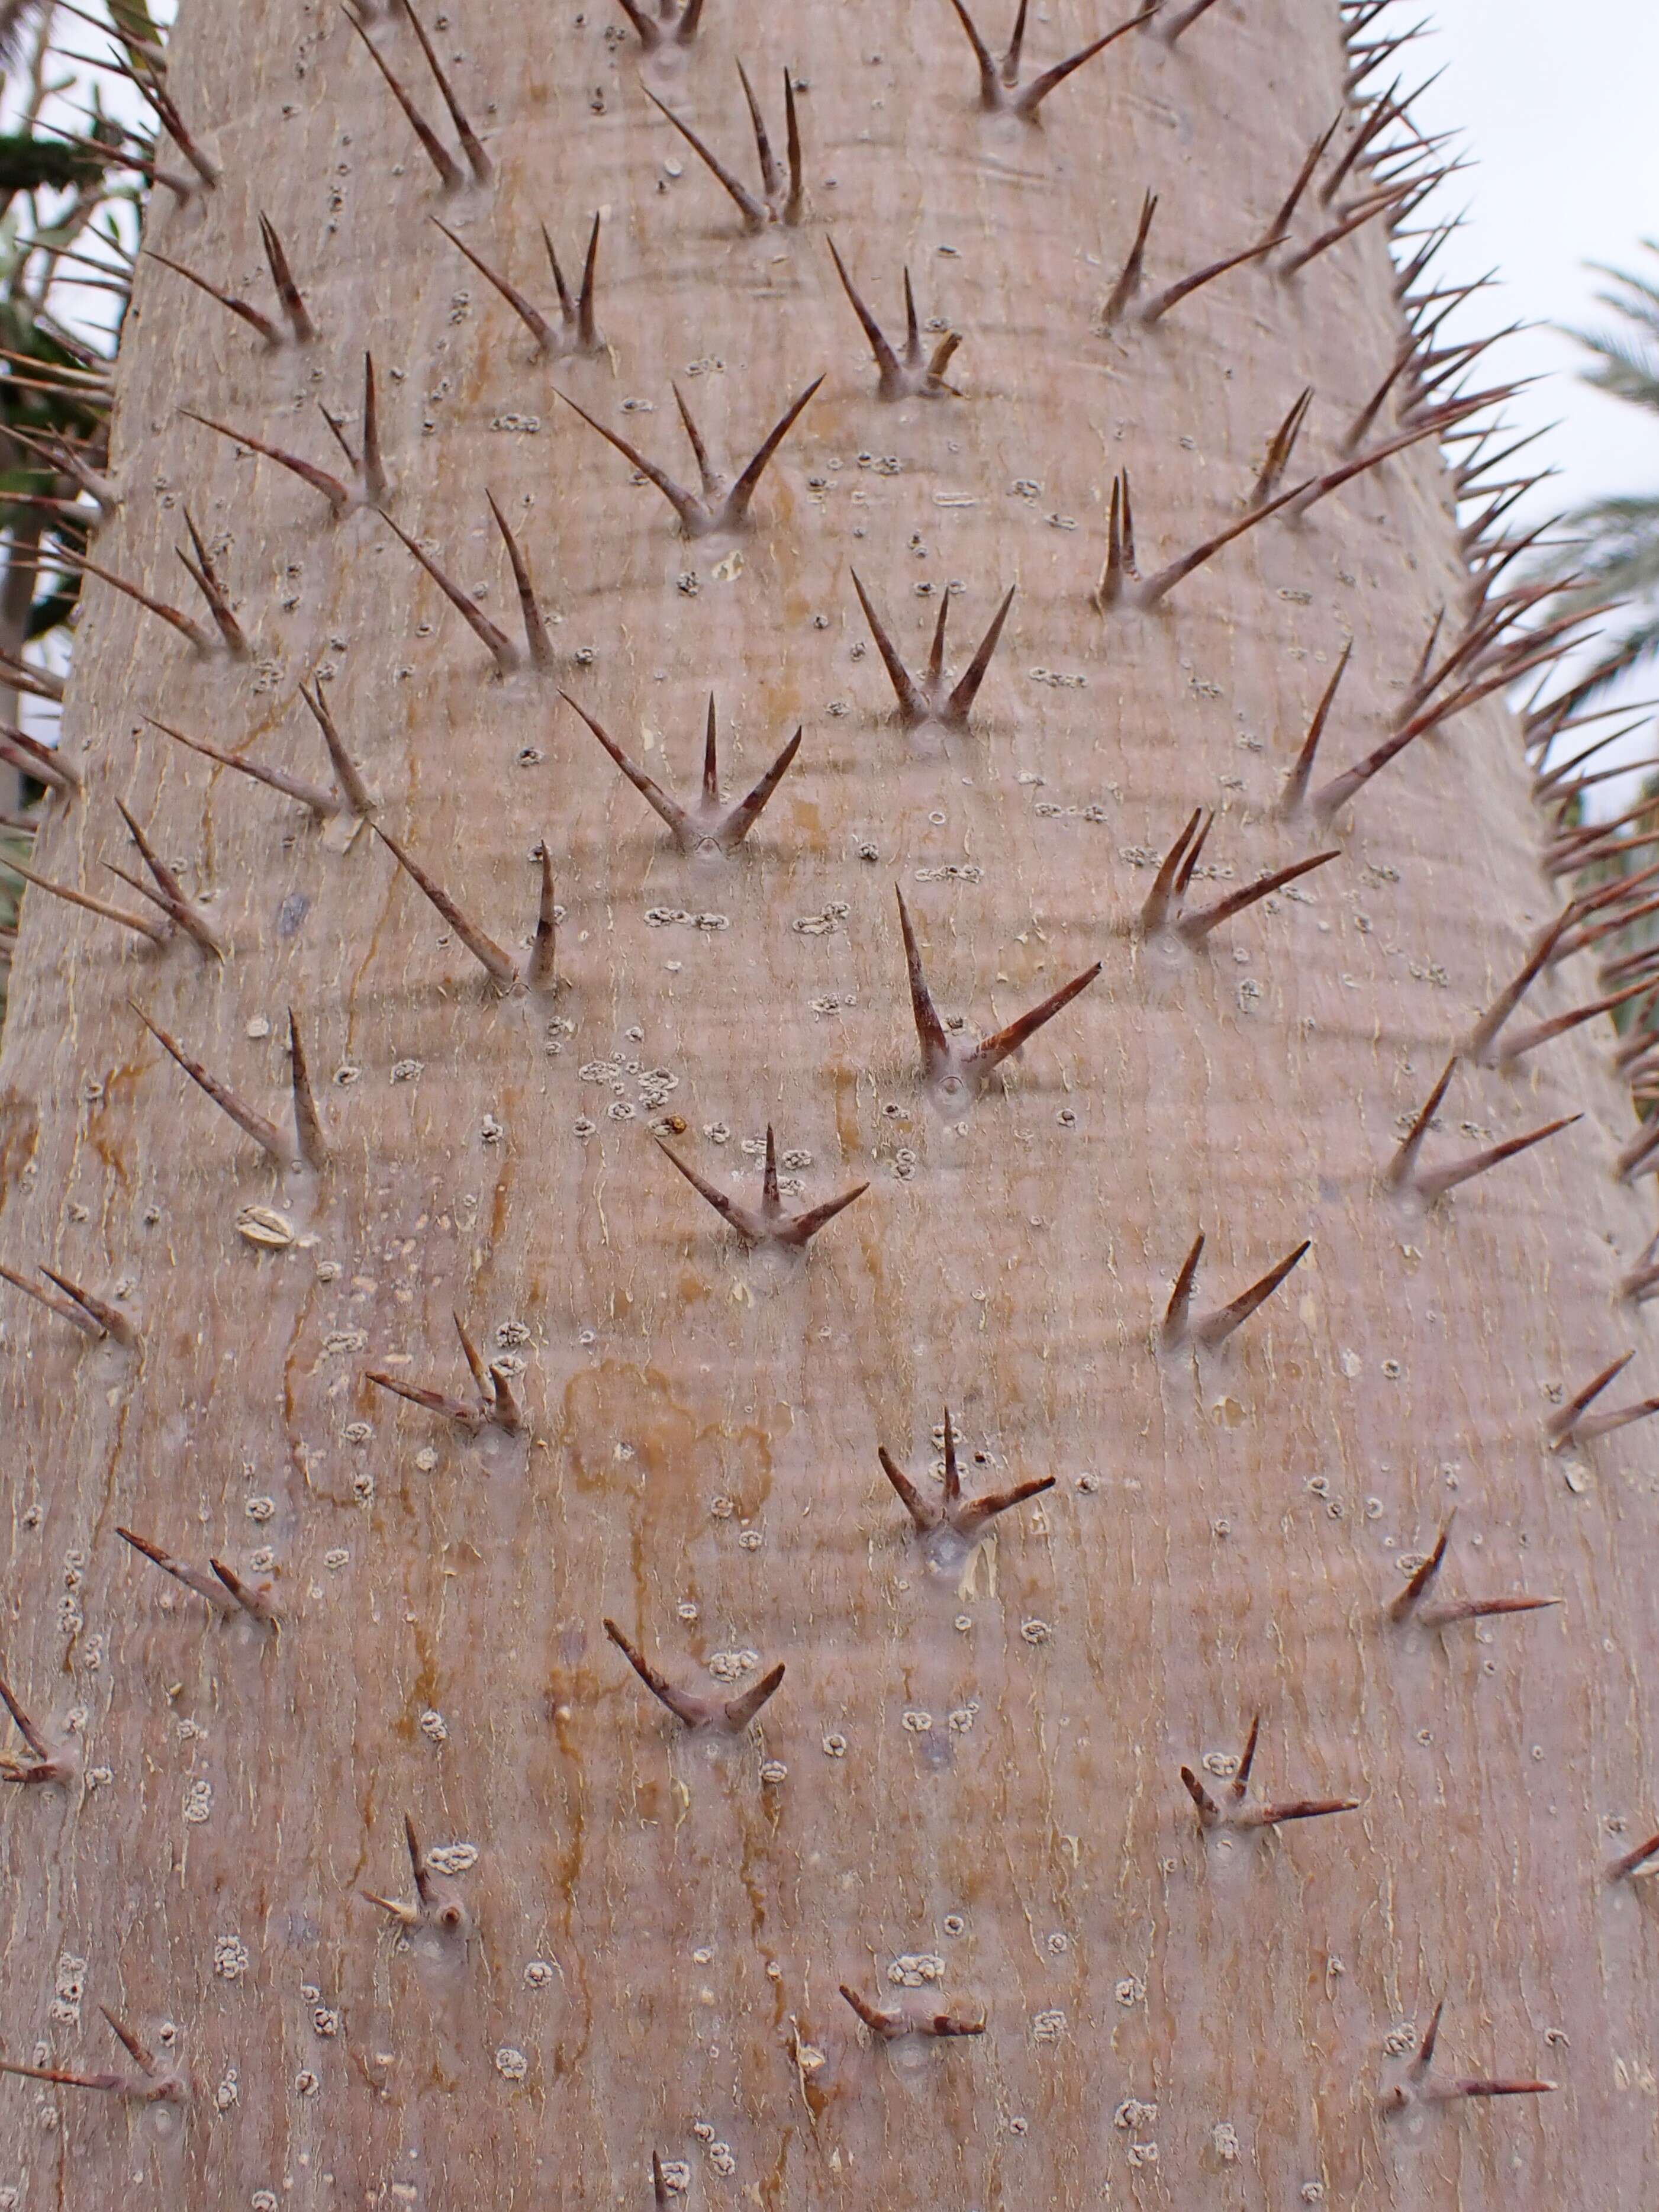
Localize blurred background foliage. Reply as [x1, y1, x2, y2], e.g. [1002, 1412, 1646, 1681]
[0, 0, 160, 1013]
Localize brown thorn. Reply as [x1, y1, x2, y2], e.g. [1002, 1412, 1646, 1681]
[366, 1369, 484, 1428]
[1136, 474, 1316, 608]
[367, 1362, 484, 1433]
[287, 1007, 328, 1170]
[130, 1004, 291, 1163]
[529, 838, 559, 990]
[1160, 0, 1222, 38]
[966, 961, 1101, 1078]
[0, 1260, 102, 1335]
[341, 6, 463, 189]
[404, 1811, 433, 1905]
[1141, 231, 1283, 326]
[1139, 805, 1204, 934]
[1192, 1241, 1310, 1350]
[672, 383, 720, 497]
[114, 797, 221, 955]
[827, 236, 903, 395]
[723, 375, 824, 528]
[944, 584, 1015, 724]
[719, 725, 801, 849]
[1313, 656, 1528, 822]
[181, 407, 352, 519]
[1100, 189, 1157, 324]
[955, 1473, 1056, 1538]
[37, 1267, 135, 1346]
[452, 1310, 494, 1403]
[431, 217, 555, 352]
[112, 797, 186, 909]
[175, 517, 247, 657]
[1280, 642, 1352, 814]
[1266, 115, 1342, 242]
[895, 887, 951, 1080]
[1345, 336, 1415, 453]
[723, 1660, 785, 1727]
[1415, 1114, 1582, 1202]
[704, 697, 721, 810]
[0, 2062, 128, 2093]
[1291, 395, 1493, 521]
[560, 690, 692, 845]
[211, 1557, 276, 1623]
[615, 0, 704, 51]
[1238, 1795, 1360, 1829]
[849, 568, 927, 722]
[318, 403, 358, 471]
[1497, 976, 1657, 1067]
[876, 1443, 939, 1532]
[144, 76, 221, 191]
[1178, 849, 1339, 944]
[257, 212, 314, 343]
[0, 1673, 49, 1761]
[485, 491, 555, 670]
[1389, 1513, 1454, 1617]
[782, 67, 804, 224]
[1180, 1764, 1219, 1821]
[653, 2154, 669, 2210]
[487, 1363, 524, 1434]
[57, 546, 212, 651]
[945, 0, 1001, 108]
[359, 351, 389, 505]
[0, 856, 167, 945]
[643, 86, 768, 232]
[1465, 909, 1580, 1060]
[840, 1983, 901, 2036]
[554, 387, 703, 534]
[655, 1138, 746, 1233]
[1278, 179, 1418, 275]
[1233, 1712, 1261, 1797]
[923, 593, 950, 691]
[0, 726, 79, 791]
[603, 1618, 713, 1728]
[1251, 385, 1314, 508]
[1442, 2078, 1557, 2101]
[378, 510, 517, 673]
[1609, 1830, 1659, 1881]
[371, 824, 520, 988]
[1418, 1595, 1561, 1628]
[0, 640, 65, 701]
[1565, 1395, 1659, 1447]
[297, 683, 375, 816]
[140, 245, 282, 346]
[772, 1178, 870, 1249]
[1014, 6, 1152, 117]
[117, 1525, 236, 1612]
[1161, 1231, 1204, 1347]
[736, 59, 781, 205]
[940, 1406, 959, 1504]
[400, 0, 492, 181]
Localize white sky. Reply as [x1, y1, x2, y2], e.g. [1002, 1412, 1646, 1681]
[1411, 0, 1659, 510]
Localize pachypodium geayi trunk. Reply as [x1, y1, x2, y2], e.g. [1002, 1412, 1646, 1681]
[2, 0, 1658, 2205]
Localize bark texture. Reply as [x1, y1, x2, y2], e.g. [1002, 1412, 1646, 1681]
[1, 1, 1657, 2206]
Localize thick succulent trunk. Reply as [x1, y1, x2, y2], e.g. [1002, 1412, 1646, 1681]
[2, 1, 1656, 2207]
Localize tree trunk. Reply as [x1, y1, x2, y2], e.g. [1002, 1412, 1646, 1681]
[2, 1, 1656, 2205]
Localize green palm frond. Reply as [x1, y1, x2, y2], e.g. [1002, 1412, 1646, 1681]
[1541, 245, 1659, 710]
[1563, 326, 1659, 414]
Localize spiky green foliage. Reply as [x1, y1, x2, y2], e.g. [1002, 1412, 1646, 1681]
[1547, 243, 1659, 703]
